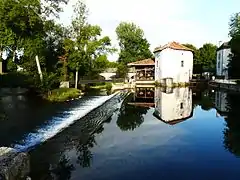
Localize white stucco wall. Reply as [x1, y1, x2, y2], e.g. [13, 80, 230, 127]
[216, 48, 231, 77]
[155, 48, 193, 83]
[155, 87, 192, 122]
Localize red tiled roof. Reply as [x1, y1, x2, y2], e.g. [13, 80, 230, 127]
[153, 42, 194, 53]
[127, 58, 155, 66]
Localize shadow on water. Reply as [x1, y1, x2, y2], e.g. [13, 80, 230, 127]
[116, 93, 149, 131]
[205, 88, 240, 157]
[28, 92, 128, 180]
[219, 91, 240, 157]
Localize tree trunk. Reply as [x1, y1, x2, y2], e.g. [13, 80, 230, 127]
[75, 70, 78, 89]
[63, 58, 68, 81]
[35, 55, 43, 82]
[12, 50, 16, 62]
[0, 50, 2, 61]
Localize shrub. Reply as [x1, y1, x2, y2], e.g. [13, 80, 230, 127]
[105, 82, 112, 95]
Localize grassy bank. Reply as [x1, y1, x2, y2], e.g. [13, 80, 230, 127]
[46, 88, 82, 102]
[89, 82, 113, 94]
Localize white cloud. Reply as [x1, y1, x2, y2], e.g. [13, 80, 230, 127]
[59, 0, 230, 61]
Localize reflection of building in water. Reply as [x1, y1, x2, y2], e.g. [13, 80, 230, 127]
[215, 91, 228, 112]
[215, 90, 228, 117]
[128, 87, 155, 107]
[154, 87, 193, 125]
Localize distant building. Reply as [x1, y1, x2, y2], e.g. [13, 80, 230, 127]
[216, 42, 230, 78]
[154, 42, 193, 84]
[127, 58, 155, 85]
[154, 87, 193, 125]
[99, 68, 117, 80]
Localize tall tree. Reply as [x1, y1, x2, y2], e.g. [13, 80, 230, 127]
[198, 43, 217, 73]
[68, 0, 115, 87]
[228, 13, 240, 78]
[116, 22, 153, 65]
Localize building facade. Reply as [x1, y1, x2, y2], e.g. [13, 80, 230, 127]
[154, 42, 193, 84]
[216, 42, 230, 78]
[127, 59, 155, 85]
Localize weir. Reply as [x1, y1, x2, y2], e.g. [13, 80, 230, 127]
[0, 90, 128, 180]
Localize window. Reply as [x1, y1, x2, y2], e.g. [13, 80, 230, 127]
[180, 103, 183, 109]
[181, 60, 184, 67]
[218, 53, 220, 60]
[218, 61, 220, 68]
[156, 60, 158, 67]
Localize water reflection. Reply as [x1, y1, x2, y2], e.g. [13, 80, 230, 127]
[116, 92, 149, 131]
[125, 86, 193, 126]
[221, 91, 240, 157]
[154, 87, 193, 125]
[29, 92, 126, 179]
[209, 89, 240, 157]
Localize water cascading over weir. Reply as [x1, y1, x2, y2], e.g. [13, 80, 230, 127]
[0, 90, 129, 180]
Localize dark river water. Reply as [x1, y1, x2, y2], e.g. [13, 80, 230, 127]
[1, 87, 240, 180]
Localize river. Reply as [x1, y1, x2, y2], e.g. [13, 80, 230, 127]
[1, 87, 240, 180]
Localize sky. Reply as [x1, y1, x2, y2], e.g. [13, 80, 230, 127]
[59, 0, 240, 61]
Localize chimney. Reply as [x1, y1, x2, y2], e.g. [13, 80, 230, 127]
[218, 41, 222, 47]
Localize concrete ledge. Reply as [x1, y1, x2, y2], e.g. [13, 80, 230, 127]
[0, 147, 29, 180]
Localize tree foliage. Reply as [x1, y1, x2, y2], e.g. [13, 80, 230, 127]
[116, 22, 153, 65]
[0, 0, 116, 93]
[228, 13, 240, 78]
[198, 43, 217, 72]
[183, 43, 217, 74]
[66, 0, 115, 79]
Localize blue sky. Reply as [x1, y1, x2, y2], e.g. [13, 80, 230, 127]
[59, 0, 240, 61]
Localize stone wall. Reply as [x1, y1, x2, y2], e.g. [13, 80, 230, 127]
[0, 147, 29, 180]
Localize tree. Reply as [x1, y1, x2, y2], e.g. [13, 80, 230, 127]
[67, 0, 115, 87]
[198, 43, 217, 73]
[228, 13, 240, 78]
[116, 22, 153, 65]
[116, 62, 128, 78]
[107, 61, 118, 68]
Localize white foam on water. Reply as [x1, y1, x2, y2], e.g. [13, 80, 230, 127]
[14, 92, 118, 152]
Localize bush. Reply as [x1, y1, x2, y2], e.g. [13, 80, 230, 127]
[47, 88, 81, 102]
[105, 82, 112, 95]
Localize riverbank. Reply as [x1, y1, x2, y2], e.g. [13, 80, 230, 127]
[209, 79, 240, 92]
[45, 88, 83, 102]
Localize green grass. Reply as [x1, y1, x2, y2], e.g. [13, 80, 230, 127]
[90, 85, 107, 89]
[46, 88, 82, 102]
[89, 82, 113, 95]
